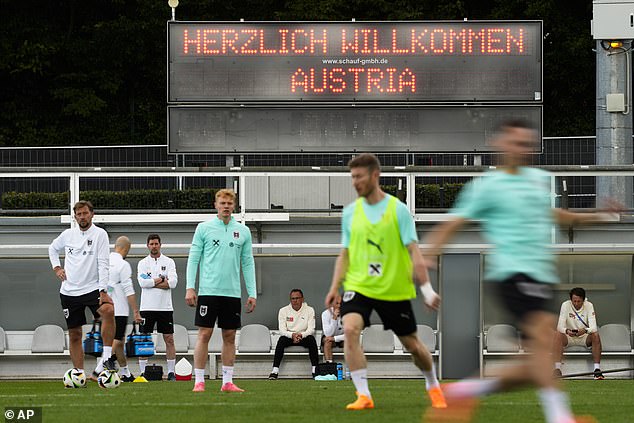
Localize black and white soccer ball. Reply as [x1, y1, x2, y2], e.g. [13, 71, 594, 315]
[63, 368, 86, 388]
[97, 370, 121, 388]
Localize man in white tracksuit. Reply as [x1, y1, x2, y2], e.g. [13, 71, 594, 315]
[137, 233, 178, 380]
[48, 200, 115, 379]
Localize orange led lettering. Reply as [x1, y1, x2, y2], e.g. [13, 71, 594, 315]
[329, 68, 346, 93]
[366, 68, 384, 93]
[468, 28, 486, 53]
[221, 30, 240, 54]
[361, 29, 372, 54]
[487, 28, 505, 53]
[430, 29, 447, 54]
[410, 29, 429, 54]
[310, 68, 327, 93]
[399, 68, 416, 93]
[259, 29, 277, 54]
[348, 68, 365, 93]
[202, 29, 219, 54]
[291, 29, 308, 54]
[373, 29, 390, 54]
[183, 29, 201, 54]
[291, 68, 308, 92]
[385, 68, 398, 93]
[341, 29, 359, 53]
[279, 29, 289, 54]
[240, 29, 258, 54]
[392, 29, 409, 54]
[507, 28, 524, 53]
[309, 29, 328, 54]
[448, 28, 467, 54]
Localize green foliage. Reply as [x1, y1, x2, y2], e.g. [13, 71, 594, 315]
[1, 188, 217, 210]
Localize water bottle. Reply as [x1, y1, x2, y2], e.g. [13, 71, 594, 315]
[337, 363, 343, 380]
[345, 365, 351, 380]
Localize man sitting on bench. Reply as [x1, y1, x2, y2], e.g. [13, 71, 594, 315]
[553, 287, 604, 379]
[268, 289, 318, 379]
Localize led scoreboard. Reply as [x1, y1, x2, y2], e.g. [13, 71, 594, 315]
[168, 21, 542, 102]
[167, 21, 542, 153]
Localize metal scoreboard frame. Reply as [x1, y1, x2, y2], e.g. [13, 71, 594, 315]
[166, 20, 543, 154]
[167, 20, 542, 103]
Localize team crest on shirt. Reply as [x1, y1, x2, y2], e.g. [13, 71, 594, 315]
[161, 266, 166, 271]
[229, 242, 234, 247]
[233, 232, 239, 239]
[200, 305, 208, 317]
[286, 317, 294, 322]
[87, 240, 92, 246]
[368, 263, 383, 276]
[63, 308, 69, 319]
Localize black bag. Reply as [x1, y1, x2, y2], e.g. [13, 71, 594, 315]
[315, 362, 338, 377]
[83, 320, 103, 357]
[144, 364, 164, 381]
[125, 323, 155, 357]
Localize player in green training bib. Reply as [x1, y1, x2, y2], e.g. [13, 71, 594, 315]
[325, 153, 447, 411]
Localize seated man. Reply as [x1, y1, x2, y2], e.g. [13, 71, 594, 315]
[553, 287, 604, 379]
[321, 297, 344, 362]
[269, 289, 318, 379]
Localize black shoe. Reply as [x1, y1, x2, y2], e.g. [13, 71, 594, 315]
[120, 374, 135, 382]
[594, 369, 605, 380]
[167, 372, 176, 381]
[268, 372, 278, 380]
[103, 354, 119, 372]
[553, 368, 563, 378]
[312, 373, 317, 379]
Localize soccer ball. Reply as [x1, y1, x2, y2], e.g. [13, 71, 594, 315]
[63, 368, 86, 388]
[97, 370, 121, 388]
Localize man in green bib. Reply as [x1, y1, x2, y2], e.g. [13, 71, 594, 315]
[325, 153, 447, 411]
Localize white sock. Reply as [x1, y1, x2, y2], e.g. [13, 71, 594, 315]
[102, 346, 112, 360]
[311, 366, 316, 374]
[445, 378, 500, 399]
[272, 367, 279, 374]
[555, 362, 562, 370]
[120, 366, 131, 377]
[195, 368, 205, 384]
[350, 368, 371, 398]
[594, 363, 601, 371]
[94, 358, 104, 374]
[538, 387, 573, 423]
[222, 366, 234, 384]
[139, 359, 148, 374]
[167, 359, 176, 374]
[422, 365, 440, 390]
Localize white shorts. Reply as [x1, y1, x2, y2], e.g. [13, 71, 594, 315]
[565, 333, 590, 348]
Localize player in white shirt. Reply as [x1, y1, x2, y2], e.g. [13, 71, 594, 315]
[553, 287, 604, 379]
[48, 200, 116, 378]
[137, 233, 178, 380]
[321, 297, 344, 362]
[108, 236, 142, 382]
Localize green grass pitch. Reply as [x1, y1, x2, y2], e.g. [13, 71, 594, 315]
[1, 379, 633, 422]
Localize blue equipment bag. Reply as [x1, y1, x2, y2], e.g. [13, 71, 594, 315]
[83, 320, 103, 357]
[125, 322, 155, 357]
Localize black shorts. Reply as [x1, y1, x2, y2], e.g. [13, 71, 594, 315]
[140, 311, 174, 334]
[494, 273, 556, 324]
[114, 316, 128, 340]
[195, 296, 241, 329]
[340, 291, 417, 336]
[60, 290, 100, 329]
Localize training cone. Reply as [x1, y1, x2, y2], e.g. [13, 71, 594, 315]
[133, 375, 149, 383]
[175, 357, 193, 381]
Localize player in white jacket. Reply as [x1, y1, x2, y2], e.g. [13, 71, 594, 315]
[321, 297, 344, 362]
[553, 287, 604, 379]
[137, 233, 178, 380]
[48, 200, 115, 378]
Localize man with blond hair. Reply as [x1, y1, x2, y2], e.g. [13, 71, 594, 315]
[186, 189, 257, 393]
